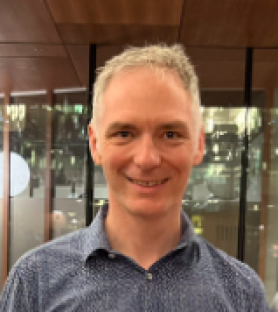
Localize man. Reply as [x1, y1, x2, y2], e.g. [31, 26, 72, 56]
[1, 44, 270, 311]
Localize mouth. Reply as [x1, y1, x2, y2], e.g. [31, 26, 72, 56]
[127, 177, 169, 187]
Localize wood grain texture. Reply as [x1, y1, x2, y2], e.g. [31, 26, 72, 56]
[253, 50, 278, 88]
[57, 24, 179, 45]
[0, 58, 81, 93]
[0, 0, 61, 43]
[0, 44, 67, 58]
[187, 48, 246, 89]
[67, 45, 89, 87]
[46, 0, 183, 25]
[180, 0, 278, 47]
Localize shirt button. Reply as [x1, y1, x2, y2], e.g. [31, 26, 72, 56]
[108, 253, 116, 259]
[146, 273, 153, 281]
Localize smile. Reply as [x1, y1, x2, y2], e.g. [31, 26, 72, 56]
[127, 177, 168, 187]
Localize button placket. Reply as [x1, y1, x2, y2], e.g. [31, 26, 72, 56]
[108, 253, 116, 259]
[146, 273, 153, 281]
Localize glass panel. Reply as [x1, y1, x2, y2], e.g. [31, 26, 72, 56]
[0, 96, 4, 284]
[52, 91, 88, 238]
[252, 49, 278, 303]
[184, 48, 246, 258]
[93, 164, 108, 217]
[244, 99, 264, 273]
[9, 95, 47, 268]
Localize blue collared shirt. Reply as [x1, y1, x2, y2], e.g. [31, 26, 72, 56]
[0, 205, 270, 311]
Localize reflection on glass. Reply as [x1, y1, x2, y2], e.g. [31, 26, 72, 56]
[266, 106, 278, 300]
[183, 48, 246, 260]
[251, 48, 278, 303]
[184, 94, 246, 259]
[255, 103, 278, 302]
[9, 95, 46, 269]
[0, 96, 4, 284]
[52, 91, 88, 238]
[244, 98, 264, 275]
[93, 165, 108, 218]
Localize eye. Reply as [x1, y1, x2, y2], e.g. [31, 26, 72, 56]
[164, 131, 178, 139]
[116, 131, 131, 138]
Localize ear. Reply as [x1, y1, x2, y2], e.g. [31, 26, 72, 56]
[88, 123, 102, 166]
[193, 125, 205, 166]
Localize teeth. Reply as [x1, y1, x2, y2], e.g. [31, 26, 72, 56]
[131, 179, 166, 187]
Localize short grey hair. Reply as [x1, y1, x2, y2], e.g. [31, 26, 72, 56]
[92, 44, 202, 135]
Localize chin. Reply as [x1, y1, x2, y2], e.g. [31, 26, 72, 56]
[126, 201, 174, 219]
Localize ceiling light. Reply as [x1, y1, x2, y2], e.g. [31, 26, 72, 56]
[11, 90, 47, 96]
[54, 87, 87, 94]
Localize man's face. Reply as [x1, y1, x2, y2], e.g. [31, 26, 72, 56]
[89, 67, 204, 219]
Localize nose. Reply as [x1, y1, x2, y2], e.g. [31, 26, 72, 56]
[133, 135, 161, 170]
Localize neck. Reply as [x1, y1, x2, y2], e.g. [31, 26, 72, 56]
[105, 206, 182, 270]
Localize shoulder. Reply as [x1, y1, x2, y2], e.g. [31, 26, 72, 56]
[203, 239, 256, 278]
[202, 238, 262, 287]
[199, 238, 269, 311]
[17, 228, 87, 271]
[0, 228, 88, 311]
[4, 228, 88, 293]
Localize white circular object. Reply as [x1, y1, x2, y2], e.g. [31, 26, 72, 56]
[0, 151, 30, 197]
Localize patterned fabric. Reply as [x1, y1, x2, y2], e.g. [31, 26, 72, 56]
[0, 205, 270, 311]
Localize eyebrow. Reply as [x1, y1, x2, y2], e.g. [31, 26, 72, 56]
[106, 121, 189, 134]
[159, 121, 190, 133]
[105, 122, 136, 136]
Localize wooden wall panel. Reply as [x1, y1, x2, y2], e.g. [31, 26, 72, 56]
[46, 0, 183, 25]
[67, 45, 89, 87]
[0, 0, 61, 43]
[255, 49, 278, 62]
[184, 49, 246, 90]
[253, 50, 278, 89]
[47, 0, 181, 44]
[57, 24, 178, 45]
[195, 62, 245, 89]
[0, 58, 81, 93]
[180, 0, 278, 47]
[0, 44, 67, 58]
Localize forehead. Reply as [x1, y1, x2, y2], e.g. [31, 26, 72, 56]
[103, 66, 190, 106]
[107, 66, 185, 91]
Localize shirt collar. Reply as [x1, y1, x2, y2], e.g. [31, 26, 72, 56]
[82, 204, 201, 263]
[180, 209, 200, 246]
[82, 204, 112, 262]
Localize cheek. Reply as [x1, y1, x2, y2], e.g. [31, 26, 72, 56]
[101, 149, 128, 175]
[167, 146, 195, 167]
